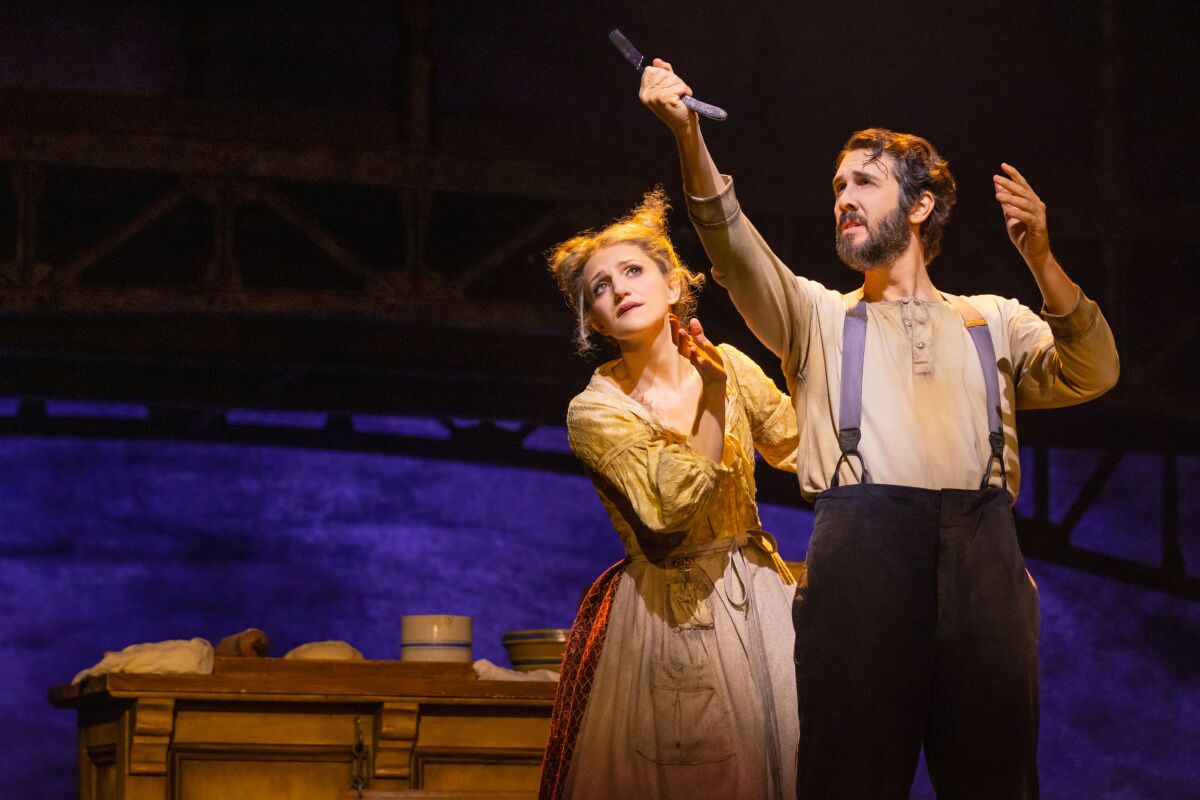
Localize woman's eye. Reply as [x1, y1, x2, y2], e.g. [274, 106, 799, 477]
[627, 265, 642, 276]
[593, 282, 609, 296]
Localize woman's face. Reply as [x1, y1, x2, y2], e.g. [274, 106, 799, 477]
[582, 242, 679, 342]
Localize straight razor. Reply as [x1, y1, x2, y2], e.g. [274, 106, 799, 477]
[608, 29, 728, 122]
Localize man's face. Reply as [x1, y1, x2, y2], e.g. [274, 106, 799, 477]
[832, 148, 912, 272]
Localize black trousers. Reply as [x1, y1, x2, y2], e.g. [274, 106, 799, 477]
[794, 484, 1039, 800]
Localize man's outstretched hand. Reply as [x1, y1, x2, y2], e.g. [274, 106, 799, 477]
[639, 58, 695, 136]
[994, 163, 1052, 270]
[995, 163, 1082, 315]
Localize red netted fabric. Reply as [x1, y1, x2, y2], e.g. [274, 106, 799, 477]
[538, 560, 625, 800]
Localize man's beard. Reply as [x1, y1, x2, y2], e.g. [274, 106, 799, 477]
[835, 204, 912, 272]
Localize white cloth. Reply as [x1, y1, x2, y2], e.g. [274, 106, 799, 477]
[473, 658, 560, 682]
[72, 637, 214, 685]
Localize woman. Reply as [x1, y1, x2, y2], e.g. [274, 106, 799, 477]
[539, 190, 800, 800]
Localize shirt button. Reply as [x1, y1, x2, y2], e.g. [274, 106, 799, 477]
[905, 320, 913, 327]
[916, 341, 925, 349]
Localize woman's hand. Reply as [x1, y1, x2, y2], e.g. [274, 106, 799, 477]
[671, 315, 726, 462]
[671, 315, 726, 387]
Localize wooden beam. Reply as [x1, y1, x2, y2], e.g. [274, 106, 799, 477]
[4, 163, 46, 285]
[254, 183, 387, 284]
[57, 187, 187, 285]
[449, 210, 562, 296]
[1055, 450, 1124, 541]
[0, 125, 637, 203]
[396, 0, 432, 151]
[0, 285, 563, 329]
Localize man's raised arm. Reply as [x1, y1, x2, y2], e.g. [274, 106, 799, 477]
[992, 162, 1120, 404]
[638, 58, 723, 199]
[639, 59, 816, 370]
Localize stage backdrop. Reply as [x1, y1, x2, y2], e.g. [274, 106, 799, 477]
[0, 424, 1196, 798]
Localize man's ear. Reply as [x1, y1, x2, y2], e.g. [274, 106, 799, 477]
[909, 191, 935, 225]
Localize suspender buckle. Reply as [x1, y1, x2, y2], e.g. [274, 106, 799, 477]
[982, 430, 1008, 490]
[832, 427, 869, 488]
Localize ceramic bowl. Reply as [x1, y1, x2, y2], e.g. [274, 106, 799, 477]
[501, 628, 570, 672]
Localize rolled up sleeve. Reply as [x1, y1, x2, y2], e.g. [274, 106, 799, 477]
[567, 396, 730, 534]
[1009, 287, 1120, 409]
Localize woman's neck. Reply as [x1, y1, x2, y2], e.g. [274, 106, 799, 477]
[613, 317, 689, 393]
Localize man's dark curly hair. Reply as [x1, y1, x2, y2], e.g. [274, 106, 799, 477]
[837, 128, 957, 265]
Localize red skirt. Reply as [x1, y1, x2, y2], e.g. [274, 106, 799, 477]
[537, 560, 626, 800]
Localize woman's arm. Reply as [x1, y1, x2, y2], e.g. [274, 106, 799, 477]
[568, 394, 731, 535]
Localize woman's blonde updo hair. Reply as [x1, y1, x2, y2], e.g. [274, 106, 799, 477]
[547, 188, 705, 355]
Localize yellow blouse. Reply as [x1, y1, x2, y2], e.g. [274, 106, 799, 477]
[566, 344, 798, 558]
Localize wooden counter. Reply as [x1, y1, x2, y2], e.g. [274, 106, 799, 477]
[50, 657, 555, 800]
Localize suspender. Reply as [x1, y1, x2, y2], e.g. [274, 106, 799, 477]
[832, 301, 870, 487]
[947, 295, 1008, 490]
[833, 296, 1007, 490]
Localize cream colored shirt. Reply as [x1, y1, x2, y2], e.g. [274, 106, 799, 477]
[567, 344, 798, 550]
[687, 176, 1120, 502]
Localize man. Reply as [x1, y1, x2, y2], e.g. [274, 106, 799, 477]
[638, 58, 1119, 799]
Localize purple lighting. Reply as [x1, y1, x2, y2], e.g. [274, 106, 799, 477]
[0, 433, 1195, 797]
